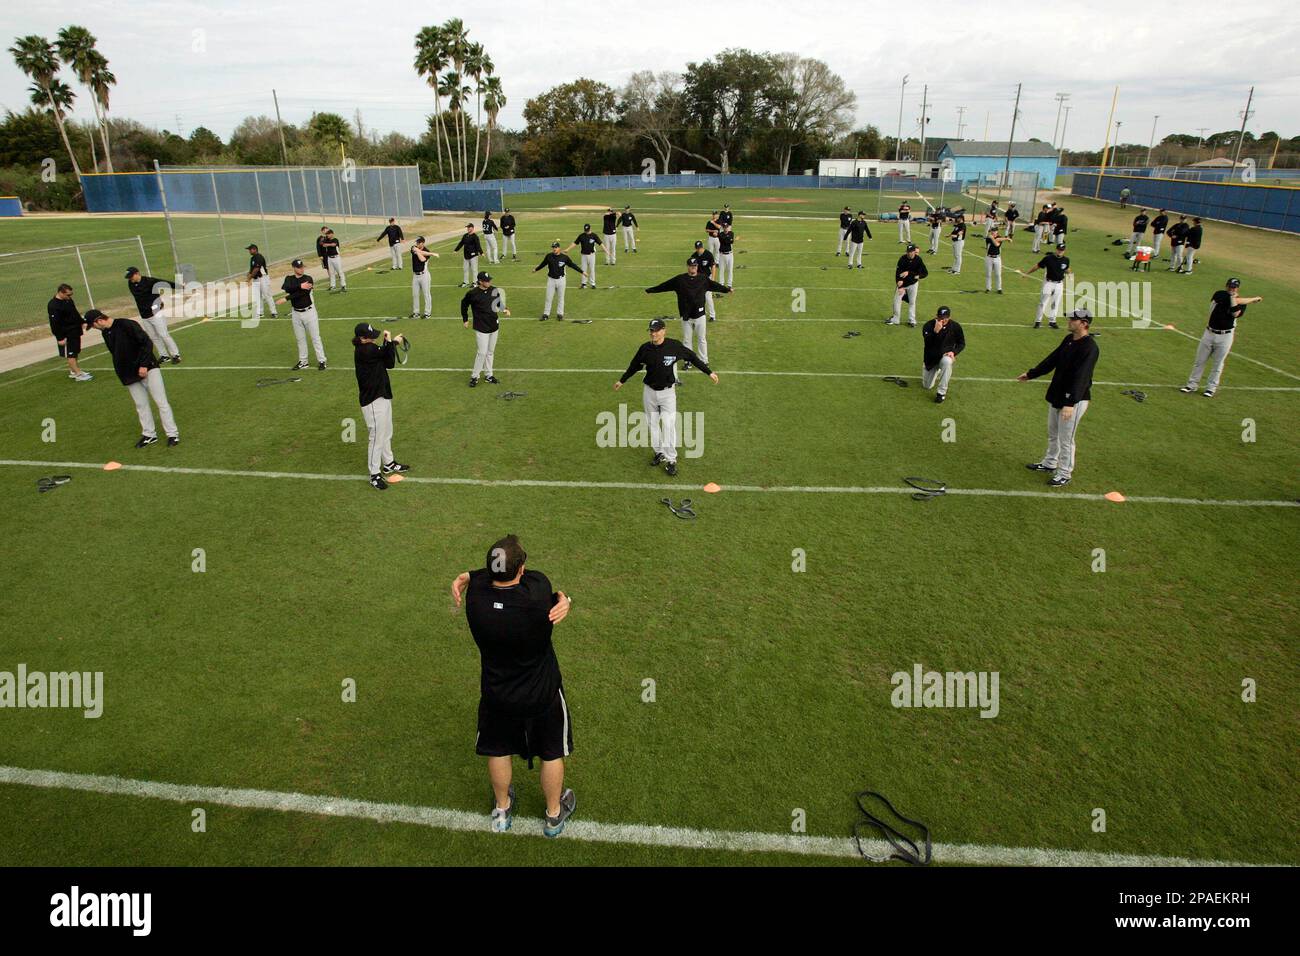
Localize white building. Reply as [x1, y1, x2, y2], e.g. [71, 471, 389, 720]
[817, 158, 943, 179]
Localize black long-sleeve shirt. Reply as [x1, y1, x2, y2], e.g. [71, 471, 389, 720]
[1151, 214, 1169, 235]
[839, 211, 852, 230]
[848, 219, 872, 242]
[101, 318, 157, 385]
[1186, 224, 1203, 249]
[354, 339, 395, 407]
[48, 297, 82, 338]
[281, 274, 315, 310]
[620, 338, 712, 389]
[645, 273, 730, 320]
[1025, 333, 1100, 408]
[692, 249, 716, 277]
[718, 231, 737, 255]
[127, 275, 173, 319]
[601, 212, 617, 235]
[249, 253, 269, 278]
[573, 232, 600, 255]
[454, 233, 483, 259]
[895, 255, 929, 286]
[461, 286, 501, 333]
[535, 252, 581, 280]
[377, 224, 404, 245]
[618, 211, 638, 227]
[500, 214, 516, 236]
[921, 319, 965, 371]
[951, 221, 967, 241]
[1132, 214, 1149, 233]
[481, 217, 497, 235]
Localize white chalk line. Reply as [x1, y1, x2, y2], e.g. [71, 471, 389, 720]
[0, 765, 1264, 867]
[2, 460, 1296, 509]
[73, 363, 1300, 392]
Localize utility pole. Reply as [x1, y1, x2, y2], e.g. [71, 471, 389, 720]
[1001, 83, 1022, 199]
[272, 88, 290, 166]
[983, 110, 990, 139]
[1146, 115, 1159, 166]
[1114, 120, 1123, 166]
[1051, 92, 1070, 148]
[918, 84, 929, 174]
[1057, 106, 1071, 167]
[956, 105, 967, 140]
[1195, 127, 1209, 162]
[894, 75, 909, 162]
[1231, 86, 1255, 169]
[1095, 85, 1120, 198]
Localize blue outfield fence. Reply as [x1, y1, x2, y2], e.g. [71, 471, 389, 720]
[422, 187, 505, 212]
[1072, 173, 1300, 234]
[422, 173, 965, 203]
[0, 197, 23, 217]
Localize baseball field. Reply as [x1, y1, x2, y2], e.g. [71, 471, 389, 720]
[0, 187, 1296, 866]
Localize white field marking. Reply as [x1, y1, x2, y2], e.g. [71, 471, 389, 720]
[0, 765, 1267, 867]
[2, 460, 1296, 509]
[0, 318, 209, 388]
[74, 364, 1300, 392]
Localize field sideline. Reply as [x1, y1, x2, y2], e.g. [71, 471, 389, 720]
[0, 188, 1296, 866]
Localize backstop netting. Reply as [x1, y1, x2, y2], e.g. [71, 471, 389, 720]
[0, 237, 150, 334]
[1008, 170, 1039, 227]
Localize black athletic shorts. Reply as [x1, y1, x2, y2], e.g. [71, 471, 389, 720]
[57, 335, 81, 358]
[476, 688, 573, 762]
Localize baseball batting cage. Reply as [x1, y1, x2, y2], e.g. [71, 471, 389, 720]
[0, 237, 150, 335]
[80, 164, 423, 285]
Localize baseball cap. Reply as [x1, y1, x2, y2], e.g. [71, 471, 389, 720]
[245, 244, 258, 251]
[648, 318, 666, 332]
[1227, 277, 1241, 288]
[906, 243, 918, 251]
[354, 322, 379, 338]
[415, 235, 425, 243]
[83, 308, 106, 328]
[937, 306, 951, 318]
[477, 271, 492, 282]
[1069, 308, 1093, 324]
[686, 256, 699, 267]
[693, 240, 704, 248]
[291, 258, 304, 268]
[124, 267, 139, 278]
[584, 223, 590, 230]
[551, 240, 561, 248]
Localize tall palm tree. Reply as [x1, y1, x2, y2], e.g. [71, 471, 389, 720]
[442, 19, 470, 179]
[55, 25, 114, 172]
[481, 76, 506, 181]
[88, 51, 116, 172]
[30, 80, 95, 169]
[439, 70, 466, 182]
[10, 35, 82, 179]
[414, 24, 451, 180]
[465, 44, 491, 180]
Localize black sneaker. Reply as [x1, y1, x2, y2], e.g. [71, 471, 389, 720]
[1179, 385, 1195, 393]
[997, 289, 1003, 295]
[340, 288, 348, 294]
[171, 355, 182, 364]
[649, 452, 665, 467]
[292, 360, 308, 370]
[469, 377, 478, 388]
[167, 436, 180, 447]
[665, 461, 678, 476]
[934, 393, 946, 403]
[382, 461, 410, 474]
[1202, 389, 1215, 398]
[1048, 475, 1071, 487]
[557, 315, 564, 322]
[159, 355, 171, 364]
[484, 375, 499, 384]
[1025, 463, 1052, 472]
[409, 312, 418, 319]
[1033, 322, 1042, 328]
[369, 473, 388, 490]
[135, 435, 158, 448]
[318, 361, 327, 371]
[682, 361, 692, 371]
[1049, 322, 1059, 329]
[540, 315, 549, 322]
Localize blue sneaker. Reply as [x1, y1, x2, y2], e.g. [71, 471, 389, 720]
[490, 784, 515, 832]
[543, 788, 576, 838]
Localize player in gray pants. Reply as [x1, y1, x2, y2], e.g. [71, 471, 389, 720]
[85, 309, 180, 447]
[1180, 278, 1263, 398]
[534, 242, 586, 321]
[322, 230, 347, 292]
[281, 260, 327, 370]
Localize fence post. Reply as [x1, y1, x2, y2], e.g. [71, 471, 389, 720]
[74, 244, 94, 308]
[285, 168, 302, 259]
[154, 160, 182, 283]
[210, 170, 234, 278]
[253, 171, 271, 250]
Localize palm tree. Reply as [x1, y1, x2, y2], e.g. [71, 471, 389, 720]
[414, 24, 451, 180]
[55, 25, 114, 172]
[88, 51, 116, 172]
[481, 76, 506, 181]
[10, 34, 82, 179]
[442, 19, 470, 179]
[310, 112, 351, 163]
[439, 70, 466, 182]
[465, 44, 491, 180]
[30, 79, 96, 169]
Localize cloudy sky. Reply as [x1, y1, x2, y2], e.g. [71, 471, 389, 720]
[4, 0, 1297, 154]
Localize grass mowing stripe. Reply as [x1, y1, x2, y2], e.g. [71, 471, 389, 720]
[3, 460, 1296, 508]
[0, 765, 1260, 867]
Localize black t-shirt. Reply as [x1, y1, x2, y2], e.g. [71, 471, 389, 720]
[898, 205, 911, 221]
[895, 254, 928, 286]
[455, 233, 483, 259]
[101, 319, 157, 386]
[718, 231, 736, 254]
[48, 297, 82, 338]
[848, 219, 872, 242]
[645, 272, 730, 319]
[1006, 207, 1020, 222]
[281, 274, 314, 310]
[354, 340, 395, 407]
[985, 237, 1005, 258]
[574, 232, 600, 255]
[602, 212, 617, 235]
[481, 217, 497, 235]
[1168, 222, 1188, 242]
[411, 247, 429, 274]
[692, 250, 716, 275]
[1038, 254, 1070, 282]
[1186, 225, 1203, 249]
[1151, 215, 1168, 234]
[1052, 214, 1068, 235]
[465, 568, 562, 717]
[620, 337, 710, 389]
[839, 211, 852, 229]
[618, 211, 637, 227]
[922, 319, 966, 370]
[705, 218, 720, 237]
[950, 222, 966, 241]
[1208, 290, 1245, 332]
[461, 286, 501, 333]
[718, 210, 733, 226]
[321, 236, 340, 258]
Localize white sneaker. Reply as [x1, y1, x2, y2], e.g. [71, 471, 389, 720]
[74, 372, 93, 381]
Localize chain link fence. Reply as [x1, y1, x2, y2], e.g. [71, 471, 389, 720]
[0, 237, 150, 334]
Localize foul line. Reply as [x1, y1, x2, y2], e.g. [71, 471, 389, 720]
[75, 364, 1300, 392]
[2, 460, 1296, 509]
[0, 765, 1262, 867]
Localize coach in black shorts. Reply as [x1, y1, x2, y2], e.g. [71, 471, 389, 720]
[451, 535, 576, 837]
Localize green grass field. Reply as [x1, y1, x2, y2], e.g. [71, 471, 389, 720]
[0, 188, 1296, 866]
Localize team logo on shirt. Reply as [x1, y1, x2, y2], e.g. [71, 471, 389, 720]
[662, 355, 676, 366]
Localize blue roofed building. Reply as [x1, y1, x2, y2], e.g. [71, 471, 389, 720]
[937, 140, 1059, 188]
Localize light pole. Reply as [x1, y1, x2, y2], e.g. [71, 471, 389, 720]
[1051, 93, 1070, 148]
[1146, 115, 1159, 166]
[1057, 106, 1071, 167]
[895, 74, 909, 162]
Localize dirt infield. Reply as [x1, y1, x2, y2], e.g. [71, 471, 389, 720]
[750, 197, 810, 204]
